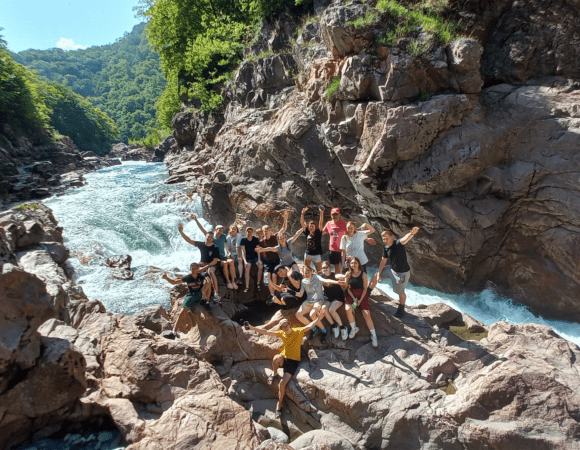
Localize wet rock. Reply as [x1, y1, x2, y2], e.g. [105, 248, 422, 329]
[105, 254, 134, 280]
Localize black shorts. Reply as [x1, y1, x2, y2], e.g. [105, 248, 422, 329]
[264, 258, 281, 274]
[282, 357, 300, 376]
[328, 251, 342, 265]
[279, 292, 302, 310]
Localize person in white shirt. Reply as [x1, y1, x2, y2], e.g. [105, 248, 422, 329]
[339, 221, 375, 273]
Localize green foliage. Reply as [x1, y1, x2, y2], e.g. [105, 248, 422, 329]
[0, 47, 52, 132]
[440, 380, 457, 395]
[155, 76, 181, 132]
[326, 76, 341, 100]
[376, 0, 461, 46]
[13, 203, 38, 211]
[348, 9, 380, 29]
[448, 324, 488, 341]
[129, 127, 170, 148]
[419, 92, 430, 101]
[0, 27, 6, 48]
[147, 0, 311, 119]
[36, 80, 119, 154]
[407, 40, 429, 55]
[13, 23, 165, 143]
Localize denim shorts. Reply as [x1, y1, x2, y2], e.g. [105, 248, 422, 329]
[246, 257, 259, 264]
[304, 253, 322, 263]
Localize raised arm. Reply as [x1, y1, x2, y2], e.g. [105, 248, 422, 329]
[247, 324, 278, 337]
[400, 227, 420, 245]
[177, 223, 197, 246]
[286, 271, 301, 290]
[377, 256, 388, 280]
[318, 206, 324, 231]
[190, 214, 208, 236]
[300, 207, 308, 231]
[162, 272, 183, 285]
[359, 222, 376, 235]
[288, 227, 304, 244]
[278, 210, 290, 234]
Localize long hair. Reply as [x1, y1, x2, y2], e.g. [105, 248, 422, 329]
[346, 221, 357, 236]
[346, 256, 362, 279]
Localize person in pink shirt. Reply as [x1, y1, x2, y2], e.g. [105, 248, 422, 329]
[322, 207, 347, 273]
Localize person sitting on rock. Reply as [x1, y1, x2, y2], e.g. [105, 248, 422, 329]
[300, 206, 324, 274]
[322, 207, 347, 273]
[296, 265, 330, 343]
[340, 221, 375, 273]
[260, 211, 289, 294]
[257, 229, 302, 274]
[319, 261, 348, 340]
[162, 262, 211, 331]
[190, 214, 235, 291]
[267, 265, 306, 310]
[244, 317, 319, 418]
[226, 224, 244, 286]
[344, 256, 377, 347]
[177, 222, 220, 301]
[369, 227, 419, 318]
[240, 226, 263, 293]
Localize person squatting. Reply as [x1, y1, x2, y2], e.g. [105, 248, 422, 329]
[161, 206, 419, 415]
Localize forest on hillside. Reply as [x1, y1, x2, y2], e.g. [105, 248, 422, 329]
[13, 23, 166, 143]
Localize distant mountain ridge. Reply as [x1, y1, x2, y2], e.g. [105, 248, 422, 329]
[13, 23, 166, 143]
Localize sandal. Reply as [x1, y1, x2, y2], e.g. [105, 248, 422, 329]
[267, 375, 275, 385]
[244, 287, 249, 293]
[275, 409, 282, 418]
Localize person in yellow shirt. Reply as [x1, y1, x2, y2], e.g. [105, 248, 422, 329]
[244, 318, 318, 418]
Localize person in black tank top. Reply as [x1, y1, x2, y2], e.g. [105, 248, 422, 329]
[344, 257, 378, 347]
[319, 262, 349, 340]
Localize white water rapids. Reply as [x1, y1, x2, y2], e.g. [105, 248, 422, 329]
[45, 161, 580, 347]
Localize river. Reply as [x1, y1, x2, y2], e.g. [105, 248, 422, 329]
[45, 161, 580, 347]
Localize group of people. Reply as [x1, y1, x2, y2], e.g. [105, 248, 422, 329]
[161, 205, 419, 418]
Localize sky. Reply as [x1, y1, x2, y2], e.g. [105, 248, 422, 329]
[1, 0, 144, 53]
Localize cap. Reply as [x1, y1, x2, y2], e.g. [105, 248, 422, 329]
[216, 225, 224, 230]
[331, 207, 340, 214]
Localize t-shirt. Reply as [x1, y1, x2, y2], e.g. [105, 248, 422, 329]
[213, 233, 227, 258]
[320, 272, 345, 301]
[304, 228, 323, 256]
[226, 233, 242, 256]
[194, 240, 220, 264]
[340, 231, 368, 265]
[301, 275, 324, 304]
[277, 241, 295, 266]
[275, 327, 305, 361]
[261, 235, 279, 261]
[383, 239, 411, 273]
[240, 236, 260, 260]
[324, 219, 347, 252]
[282, 270, 305, 300]
[182, 273, 207, 294]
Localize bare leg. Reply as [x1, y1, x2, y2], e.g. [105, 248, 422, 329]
[369, 273, 379, 290]
[256, 262, 263, 290]
[314, 260, 323, 274]
[295, 304, 311, 325]
[362, 309, 375, 332]
[345, 303, 355, 324]
[333, 263, 341, 274]
[221, 261, 232, 288]
[329, 301, 343, 326]
[277, 372, 292, 412]
[237, 258, 244, 280]
[244, 263, 252, 290]
[272, 354, 284, 378]
[305, 258, 313, 271]
[267, 272, 276, 294]
[208, 267, 219, 294]
[399, 292, 407, 306]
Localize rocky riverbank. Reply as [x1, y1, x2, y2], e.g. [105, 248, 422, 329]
[160, 0, 580, 323]
[1, 203, 579, 449]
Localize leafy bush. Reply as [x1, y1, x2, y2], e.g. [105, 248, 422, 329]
[407, 40, 429, 55]
[376, 0, 461, 46]
[129, 127, 170, 148]
[326, 76, 341, 100]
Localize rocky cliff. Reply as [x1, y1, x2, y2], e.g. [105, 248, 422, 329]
[161, 0, 580, 323]
[1, 203, 579, 449]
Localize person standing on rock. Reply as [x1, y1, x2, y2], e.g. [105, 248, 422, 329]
[162, 262, 212, 331]
[244, 317, 319, 418]
[240, 226, 263, 293]
[260, 211, 290, 294]
[344, 257, 377, 347]
[190, 214, 236, 291]
[257, 229, 302, 274]
[340, 221, 375, 273]
[370, 227, 419, 318]
[322, 207, 347, 273]
[226, 224, 244, 286]
[319, 261, 349, 340]
[296, 265, 330, 343]
[177, 222, 221, 301]
[301, 206, 324, 274]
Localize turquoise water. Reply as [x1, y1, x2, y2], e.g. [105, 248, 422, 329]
[45, 162, 580, 347]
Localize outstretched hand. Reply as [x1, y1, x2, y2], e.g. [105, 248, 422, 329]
[177, 223, 184, 232]
[302, 207, 308, 214]
[411, 226, 419, 235]
[366, 237, 377, 245]
[162, 272, 169, 280]
[190, 213, 197, 220]
[282, 210, 290, 219]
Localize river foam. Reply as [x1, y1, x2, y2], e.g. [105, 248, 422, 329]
[46, 162, 580, 347]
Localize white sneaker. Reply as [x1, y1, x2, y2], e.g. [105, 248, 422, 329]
[349, 326, 359, 339]
[213, 293, 220, 302]
[371, 334, 378, 348]
[333, 325, 340, 339]
[341, 326, 348, 341]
